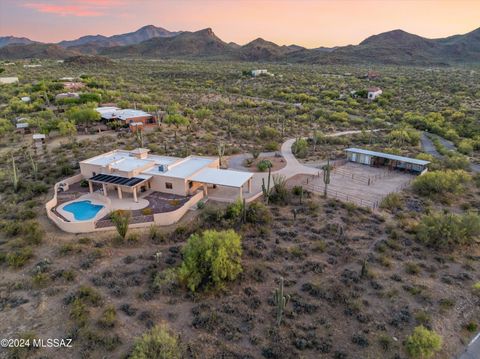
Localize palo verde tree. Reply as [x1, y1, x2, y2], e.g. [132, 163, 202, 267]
[179, 229, 242, 292]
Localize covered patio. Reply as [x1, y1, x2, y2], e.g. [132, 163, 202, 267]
[189, 168, 253, 202]
[87, 173, 152, 203]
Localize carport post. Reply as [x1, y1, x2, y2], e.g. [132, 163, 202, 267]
[238, 187, 243, 201]
[88, 181, 93, 194]
[203, 184, 208, 196]
[102, 183, 107, 197]
[247, 178, 252, 193]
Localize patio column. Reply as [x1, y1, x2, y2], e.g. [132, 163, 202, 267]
[88, 181, 93, 194]
[117, 186, 123, 199]
[102, 183, 107, 197]
[133, 187, 138, 203]
[203, 184, 208, 196]
[247, 179, 252, 193]
[238, 187, 243, 201]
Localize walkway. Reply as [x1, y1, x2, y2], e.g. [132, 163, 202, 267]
[226, 129, 383, 202]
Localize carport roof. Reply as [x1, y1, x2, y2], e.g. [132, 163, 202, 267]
[190, 168, 253, 188]
[345, 148, 430, 166]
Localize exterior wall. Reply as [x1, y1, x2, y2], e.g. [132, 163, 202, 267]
[153, 191, 203, 226]
[347, 152, 371, 165]
[124, 115, 154, 125]
[149, 175, 187, 196]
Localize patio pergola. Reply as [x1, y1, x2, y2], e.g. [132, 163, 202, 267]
[88, 173, 151, 202]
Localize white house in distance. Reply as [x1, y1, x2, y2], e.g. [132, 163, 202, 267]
[367, 87, 383, 100]
[251, 69, 269, 77]
[79, 148, 253, 202]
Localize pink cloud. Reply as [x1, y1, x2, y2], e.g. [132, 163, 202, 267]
[22, 0, 127, 17]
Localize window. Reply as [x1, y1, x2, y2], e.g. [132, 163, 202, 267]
[188, 181, 194, 188]
[165, 182, 173, 189]
[92, 172, 96, 176]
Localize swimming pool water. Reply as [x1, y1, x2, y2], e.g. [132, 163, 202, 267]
[63, 200, 104, 221]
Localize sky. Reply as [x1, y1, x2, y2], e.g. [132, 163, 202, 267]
[0, 0, 479, 48]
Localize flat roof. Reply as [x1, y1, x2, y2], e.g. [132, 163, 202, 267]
[345, 148, 430, 166]
[110, 157, 153, 172]
[162, 157, 215, 179]
[190, 168, 253, 188]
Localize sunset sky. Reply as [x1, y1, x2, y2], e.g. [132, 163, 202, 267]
[0, 0, 479, 48]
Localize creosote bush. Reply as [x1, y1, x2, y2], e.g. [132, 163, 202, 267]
[179, 229, 242, 292]
[416, 211, 480, 249]
[405, 325, 442, 359]
[130, 324, 181, 359]
[412, 170, 471, 197]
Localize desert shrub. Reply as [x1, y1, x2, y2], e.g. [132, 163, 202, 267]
[76, 286, 103, 306]
[246, 202, 272, 224]
[380, 193, 404, 211]
[178, 229, 242, 292]
[110, 210, 131, 240]
[442, 154, 471, 170]
[472, 282, 480, 296]
[405, 262, 421, 275]
[130, 324, 181, 359]
[257, 159, 273, 172]
[196, 200, 205, 209]
[98, 305, 116, 328]
[6, 247, 33, 268]
[405, 326, 442, 359]
[458, 139, 474, 155]
[465, 321, 478, 332]
[292, 138, 308, 158]
[264, 141, 279, 151]
[416, 211, 480, 249]
[225, 199, 244, 221]
[141, 208, 153, 215]
[412, 170, 471, 197]
[70, 298, 89, 327]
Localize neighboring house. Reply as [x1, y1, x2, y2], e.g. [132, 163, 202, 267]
[59, 77, 75, 81]
[0, 77, 19, 84]
[79, 148, 254, 202]
[345, 148, 430, 175]
[367, 87, 382, 100]
[95, 107, 157, 127]
[364, 70, 380, 80]
[24, 64, 42, 68]
[15, 122, 29, 133]
[251, 69, 269, 77]
[55, 92, 80, 100]
[21, 96, 31, 103]
[33, 133, 46, 144]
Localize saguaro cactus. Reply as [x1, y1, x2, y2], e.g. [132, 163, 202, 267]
[323, 159, 331, 197]
[27, 151, 38, 180]
[11, 155, 19, 192]
[261, 166, 272, 204]
[218, 143, 225, 168]
[273, 277, 290, 325]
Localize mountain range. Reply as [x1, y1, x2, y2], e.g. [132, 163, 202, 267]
[0, 25, 479, 65]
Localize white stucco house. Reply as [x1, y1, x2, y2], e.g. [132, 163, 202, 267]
[367, 87, 383, 100]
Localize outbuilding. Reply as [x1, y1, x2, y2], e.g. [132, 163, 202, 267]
[345, 148, 429, 175]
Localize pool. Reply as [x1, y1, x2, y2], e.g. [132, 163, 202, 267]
[63, 200, 104, 221]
